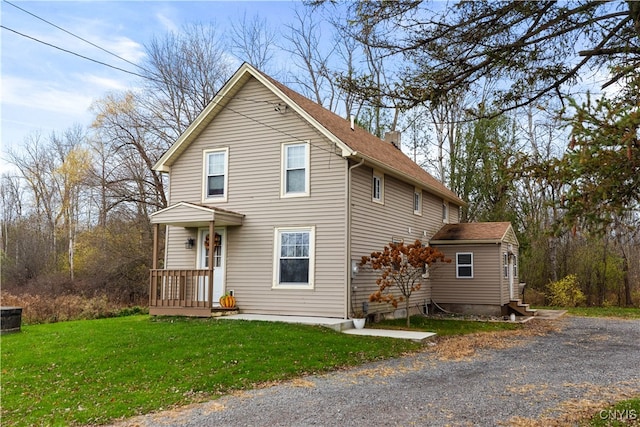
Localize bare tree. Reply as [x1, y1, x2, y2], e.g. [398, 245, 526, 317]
[142, 23, 234, 146]
[91, 92, 167, 211]
[229, 12, 277, 71]
[282, 6, 337, 110]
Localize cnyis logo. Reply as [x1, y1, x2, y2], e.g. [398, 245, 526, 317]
[598, 409, 637, 421]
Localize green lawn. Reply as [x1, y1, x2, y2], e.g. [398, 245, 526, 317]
[591, 398, 640, 426]
[374, 315, 523, 336]
[1, 315, 420, 426]
[537, 306, 640, 319]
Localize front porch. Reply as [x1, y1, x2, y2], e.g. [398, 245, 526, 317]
[149, 202, 244, 317]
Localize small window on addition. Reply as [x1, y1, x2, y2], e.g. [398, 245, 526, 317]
[456, 252, 473, 278]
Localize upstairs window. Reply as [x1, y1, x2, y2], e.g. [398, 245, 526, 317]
[282, 142, 309, 197]
[372, 171, 384, 203]
[204, 148, 228, 201]
[414, 188, 422, 215]
[456, 252, 473, 278]
[442, 202, 449, 222]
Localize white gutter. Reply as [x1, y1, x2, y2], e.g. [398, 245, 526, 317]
[346, 157, 365, 319]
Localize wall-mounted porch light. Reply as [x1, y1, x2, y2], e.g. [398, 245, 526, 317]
[185, 238, 195, 250]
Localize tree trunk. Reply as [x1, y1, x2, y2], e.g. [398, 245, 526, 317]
[405, 296, 411, 328]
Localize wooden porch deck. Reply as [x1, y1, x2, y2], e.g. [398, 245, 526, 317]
[149, 269, 215, 316]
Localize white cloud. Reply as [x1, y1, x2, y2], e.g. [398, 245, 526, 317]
[79, 74, 131, 92]
[156, 12, 179, 34]
[2, 75, 94, 116]
[97, 36, 146, 64]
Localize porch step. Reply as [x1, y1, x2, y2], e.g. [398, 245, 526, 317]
[508, 299, 537, 317]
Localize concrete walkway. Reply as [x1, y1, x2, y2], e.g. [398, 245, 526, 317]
[220, 313, 436, 342]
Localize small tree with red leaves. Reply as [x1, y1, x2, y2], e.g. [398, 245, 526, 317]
[359, 240, 450, 327]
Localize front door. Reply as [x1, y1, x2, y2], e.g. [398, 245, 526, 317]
[198, 227, 226, 304]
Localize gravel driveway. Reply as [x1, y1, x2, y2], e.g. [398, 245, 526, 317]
[110, 316, 640, 427]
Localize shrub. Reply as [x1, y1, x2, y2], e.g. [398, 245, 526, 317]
[0, 291, 147, 324]
[546, 274, 586, 307]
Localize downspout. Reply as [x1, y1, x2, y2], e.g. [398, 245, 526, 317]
[346, 156, 365, 319]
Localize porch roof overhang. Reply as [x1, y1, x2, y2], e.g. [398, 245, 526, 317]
[149, 202, 244, 227]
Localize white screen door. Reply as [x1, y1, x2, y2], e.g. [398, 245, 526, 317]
[198, 227, 225, 304]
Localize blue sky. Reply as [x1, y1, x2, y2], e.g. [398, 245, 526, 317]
[0, 0, 303, 169]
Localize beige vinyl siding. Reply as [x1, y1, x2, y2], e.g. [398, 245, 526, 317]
[449, 203, 460, 223]
[430, 244, 503, 305]
[166, 77, 347, 317]
[165, 226, 198, 269]
[501, 228, 520, 301]
[350, 165, 444, 314]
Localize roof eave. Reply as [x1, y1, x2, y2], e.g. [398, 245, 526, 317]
[349, 152, 467, 206]
[430, 239, 502, 245]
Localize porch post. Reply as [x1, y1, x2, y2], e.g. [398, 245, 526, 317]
[208, 220, 215, 307]
[152, 223, 159, 270]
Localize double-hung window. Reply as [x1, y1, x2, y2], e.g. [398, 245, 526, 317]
[456, 252, 473, 278]
[273, 226, 315, 288]
[372, 171, 384, 203]
[414, 188, 422, 215]
[203, 148, 228, 201]
[282, 142, 309, 197]
[442, 202, 449, 223]
[503, 253, 509, 278]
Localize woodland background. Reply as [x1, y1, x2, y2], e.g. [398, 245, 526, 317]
[2, 1, 639, 322]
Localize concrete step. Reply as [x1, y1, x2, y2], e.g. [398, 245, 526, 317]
[509, 300, 538, 316]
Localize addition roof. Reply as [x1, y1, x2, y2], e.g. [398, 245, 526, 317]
[153, 63, 465, 206]
[430, 222, 514, 244]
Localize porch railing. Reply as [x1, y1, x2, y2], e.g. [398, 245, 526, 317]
[149, 269, 213, 311]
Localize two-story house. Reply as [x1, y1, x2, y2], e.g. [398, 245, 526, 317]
[149, 63, 531, 319]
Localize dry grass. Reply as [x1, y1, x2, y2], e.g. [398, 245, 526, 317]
[506, 382, 640, 426]
[431, 319, 561, 361]
[0, 291, 144, 324]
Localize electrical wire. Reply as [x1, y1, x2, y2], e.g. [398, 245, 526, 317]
[3, 0, 147, 73]
[0, 2, 349, 154]
[1, 25, 151, 82]
[224, 104, 338, 156]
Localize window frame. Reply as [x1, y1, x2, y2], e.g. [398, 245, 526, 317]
[503, 252, 509, 278]
[442, 201, 449, 223]
[413, 187, 422, 215]
[202, 148, 229, 202]
[456, 252, 474, 278]
[273, 226, 315, 289]
[281, 142, 310, 198]
[513, 254, 518, 278]
[372, 170, 384, 204]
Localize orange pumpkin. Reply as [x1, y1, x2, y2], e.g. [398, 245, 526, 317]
[219, 294, 236, 308]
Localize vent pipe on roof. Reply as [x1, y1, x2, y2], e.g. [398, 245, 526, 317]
[350, 115, 355, 131]
[384, 130, 402, 150]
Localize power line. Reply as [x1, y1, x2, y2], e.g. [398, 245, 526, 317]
[3, 0, 148, 73]
[1, 25, 153, 82]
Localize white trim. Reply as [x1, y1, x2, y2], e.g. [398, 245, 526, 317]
[281, 142, 310, 198]
[442, 201, 449, 223]
[272, 226, 316, 289]
[503, 252, 509, 279]
[372, 170, 384, 204]
[413, 187, 422, 216]
[196, 227, 227, 303]
[202, 148, 229, 203]
[456, 252, 474, 278]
